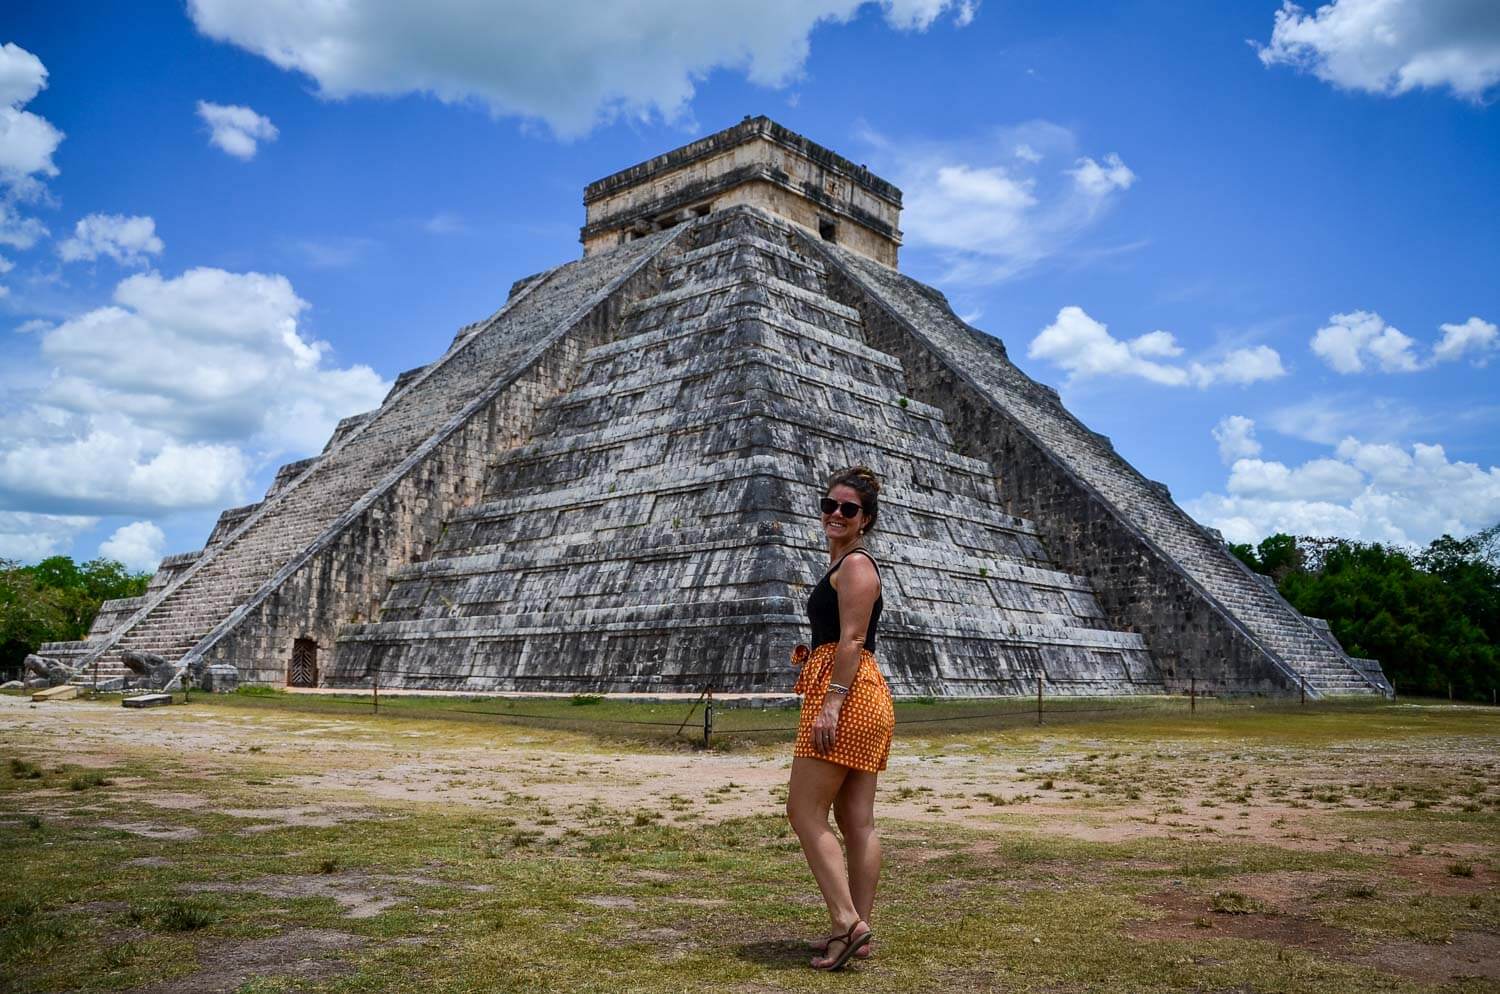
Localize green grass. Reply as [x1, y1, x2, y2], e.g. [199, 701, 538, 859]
[0, 697, 1495, 992]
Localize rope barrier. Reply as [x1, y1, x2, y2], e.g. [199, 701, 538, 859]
[229, 671, 1268, 745]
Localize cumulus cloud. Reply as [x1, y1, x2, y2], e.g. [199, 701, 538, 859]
[1067, 153, 1135, 197]
[0, 43, 62, 250]
[1213, 415, 1262, 463]
[0, 511, 97, 562]
[1027, 306, 1287, 389]
[877, 122, 1138, 283]
[0, 43, 63, 192]
[1432, 316, 1499, 366]
[1310, 310, 1498, 373]
[1310, 311, 1420, 373]
[1185, 419, 1500, 546]
[188, 0, 976, 137]
[1257, 0, 1500, 101]
[196, 101, 279, 159]
[0, 266, 390, 516]
[58, 213, 165, 266]
[99, 520, 166, 572]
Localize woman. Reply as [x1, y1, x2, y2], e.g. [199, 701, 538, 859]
[787, 466, 895, 971]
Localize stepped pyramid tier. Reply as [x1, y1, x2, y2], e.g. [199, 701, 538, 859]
[334, 210, 1156, 695]
[71, 117, 1388, 698]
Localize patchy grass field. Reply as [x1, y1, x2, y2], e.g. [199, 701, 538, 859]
[1, 692, 1496, 993]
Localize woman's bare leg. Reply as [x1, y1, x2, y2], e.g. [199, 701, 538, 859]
[833, 770, 880, 925]
[786, 757, 862, 937]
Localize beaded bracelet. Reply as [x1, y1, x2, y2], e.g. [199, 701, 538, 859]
[828, 682, 851, 695]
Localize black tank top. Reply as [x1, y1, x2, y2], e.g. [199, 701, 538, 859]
[807, 548, 883, 651]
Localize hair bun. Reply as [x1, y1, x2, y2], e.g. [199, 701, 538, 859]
[848, 465, 881, 494]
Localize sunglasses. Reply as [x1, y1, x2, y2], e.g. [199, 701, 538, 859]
[819, 497, 864, 518]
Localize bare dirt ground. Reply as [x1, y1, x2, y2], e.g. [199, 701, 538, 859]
[3, 696, 1492, 851]
[3, 695, 1497, 993]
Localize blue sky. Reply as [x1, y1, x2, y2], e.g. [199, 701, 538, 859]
[1, 0, 1497, 570]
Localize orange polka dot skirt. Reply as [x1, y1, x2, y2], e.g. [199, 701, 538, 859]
[793, 642, 895, 773]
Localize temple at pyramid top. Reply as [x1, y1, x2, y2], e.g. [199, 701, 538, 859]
[581, 115, 904, 266]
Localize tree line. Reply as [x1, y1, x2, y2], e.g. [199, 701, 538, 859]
[0, 557, 152, 681]
[1229, 525, 1500, 702]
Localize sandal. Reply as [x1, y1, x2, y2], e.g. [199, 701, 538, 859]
[810, 932, 873, 958]
[812, 920, 872, 971]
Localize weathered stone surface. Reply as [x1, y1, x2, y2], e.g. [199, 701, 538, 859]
[69, 118, 1388, 699]
[334, 210, 1154, 695]
[583, 115, 901, 266]
[122, 649, 175, 689]
[23, 654, 74, 687]
[809, 233, 1388, 697]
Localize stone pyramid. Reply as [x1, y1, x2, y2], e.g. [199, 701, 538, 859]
[59, 117, 1389, 698]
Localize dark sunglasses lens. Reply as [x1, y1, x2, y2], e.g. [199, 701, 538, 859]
[820, 498, 862, 518]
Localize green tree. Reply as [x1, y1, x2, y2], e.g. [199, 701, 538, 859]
[0, 557, 152, 680]
[1276, 531, 1499, 702]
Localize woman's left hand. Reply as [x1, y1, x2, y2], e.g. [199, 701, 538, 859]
[812, 697, 843, 754]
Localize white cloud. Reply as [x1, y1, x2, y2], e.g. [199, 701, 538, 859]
[1027, 306, 1287, 389]
[0, 43, 48, 108]
[1186, 429, 1500, 546]
[1067, 153, 1135, 197]
[1226, 457, 1367, 502]
[0, 43, 63, 190]
[1310, 309, 1499, 373]
[1188, 346, 1288, 387]
[883, 122, 1138, 283]
[1257, 0, 1500, 101]
[882, 0, 977, 30]
[99, 520, 166, 572]
[196, 101, 279, 159]
[1310, 310, 1421, 373]
[0, 43, 62, 252]
[0, 266, 390, 516]
[1213, 415, 1262, 463]
[0, 255, 12, 273]
[187, 0, 975, 137]
[0, 511, 97, 562]
[1433, 316, 1499, 366]
[58, 214, 165, 266]
[0, 202, 48, 250]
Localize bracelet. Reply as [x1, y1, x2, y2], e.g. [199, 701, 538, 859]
[828, 682, 851, 695]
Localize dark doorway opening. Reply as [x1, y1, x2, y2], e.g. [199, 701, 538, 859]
[289, 638, 318, 688]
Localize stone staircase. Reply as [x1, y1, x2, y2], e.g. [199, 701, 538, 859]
[72, 232, 676, 684]
[821, 238, 1388, 698]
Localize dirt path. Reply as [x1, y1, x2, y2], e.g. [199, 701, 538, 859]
[4, 696, 1494, 861]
